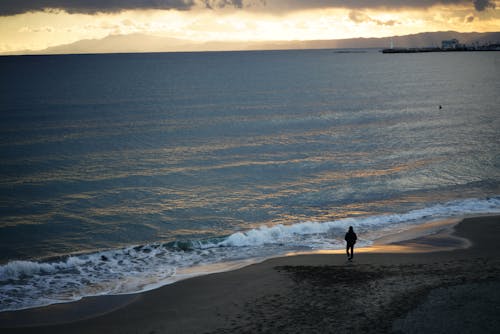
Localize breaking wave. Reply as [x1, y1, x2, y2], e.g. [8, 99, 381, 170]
[1, 196, 499, 312]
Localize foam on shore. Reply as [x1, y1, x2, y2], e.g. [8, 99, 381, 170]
[0, 196, 499, 313]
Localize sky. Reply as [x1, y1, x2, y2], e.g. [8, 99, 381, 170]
[0, 0, 499, 53]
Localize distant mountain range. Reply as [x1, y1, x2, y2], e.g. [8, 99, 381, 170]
[3, 31, 500, 56]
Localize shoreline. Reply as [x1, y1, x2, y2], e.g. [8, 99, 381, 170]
[0, 217, 466, 316]
[1, 215, 499, 333]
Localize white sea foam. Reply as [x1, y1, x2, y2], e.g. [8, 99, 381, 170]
[1, 196, 499, 312]
[216, 196, 500, 248]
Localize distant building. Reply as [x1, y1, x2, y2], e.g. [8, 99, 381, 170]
[442, 39, 460, 50]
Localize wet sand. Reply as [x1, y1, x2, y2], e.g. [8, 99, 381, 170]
[1, 215, 499, 333]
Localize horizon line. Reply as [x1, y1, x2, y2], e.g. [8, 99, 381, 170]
[2, 30, 499, 57]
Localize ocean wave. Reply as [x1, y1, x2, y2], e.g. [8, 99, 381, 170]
[215, 196, 500, 247]
[1, 196, 499, 312]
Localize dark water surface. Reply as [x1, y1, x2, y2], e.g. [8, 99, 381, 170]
[1, 49, 499, 311]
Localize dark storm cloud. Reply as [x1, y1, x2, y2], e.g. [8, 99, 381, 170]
[473, 0, 496, 11]
[261, 0, 497, 12]
[0, 0, 196, 16]
[0, 0, 495, 16]
[202, 0, 244, 9]
[0, 0, 248, 16]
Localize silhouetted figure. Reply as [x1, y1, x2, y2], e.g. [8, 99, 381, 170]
[345, 226, 357, 261]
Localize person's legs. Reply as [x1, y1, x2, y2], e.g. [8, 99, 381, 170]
[346, 243, 354, 260]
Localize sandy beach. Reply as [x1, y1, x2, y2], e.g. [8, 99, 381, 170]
[1, 215, 499, 333]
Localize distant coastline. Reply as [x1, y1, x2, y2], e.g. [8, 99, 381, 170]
[382, 37, 500, 53]
[2, 30, 499, 56]
[382, 45, 500, 53]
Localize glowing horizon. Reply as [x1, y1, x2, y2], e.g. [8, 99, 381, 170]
[0, 1, 499, 54]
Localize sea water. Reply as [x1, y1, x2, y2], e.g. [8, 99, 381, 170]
[0, 49, 499, 312]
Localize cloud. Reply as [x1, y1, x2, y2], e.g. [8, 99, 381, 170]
[349, 11, 399, 26]
[19, 26, 56, 33]
[473, 0, 496, 11]
[201, 0, 245, 9]
[0, 0, 197, 16]
[349, 10, 370, 23]
[253, 0, 496, 13]
[0, 0, 252, 16]
[0, 0, 496, 16]
[465, 14, 475, 22]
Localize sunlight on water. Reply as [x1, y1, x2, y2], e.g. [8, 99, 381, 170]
[0, 49, 499, 311]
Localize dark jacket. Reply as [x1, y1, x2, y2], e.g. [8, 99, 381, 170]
[345, 231, 357, 245]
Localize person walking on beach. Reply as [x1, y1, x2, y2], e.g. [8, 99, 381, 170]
[345, 226, 357, 261]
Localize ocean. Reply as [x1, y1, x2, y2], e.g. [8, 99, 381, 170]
[1, 49, 499, 312]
